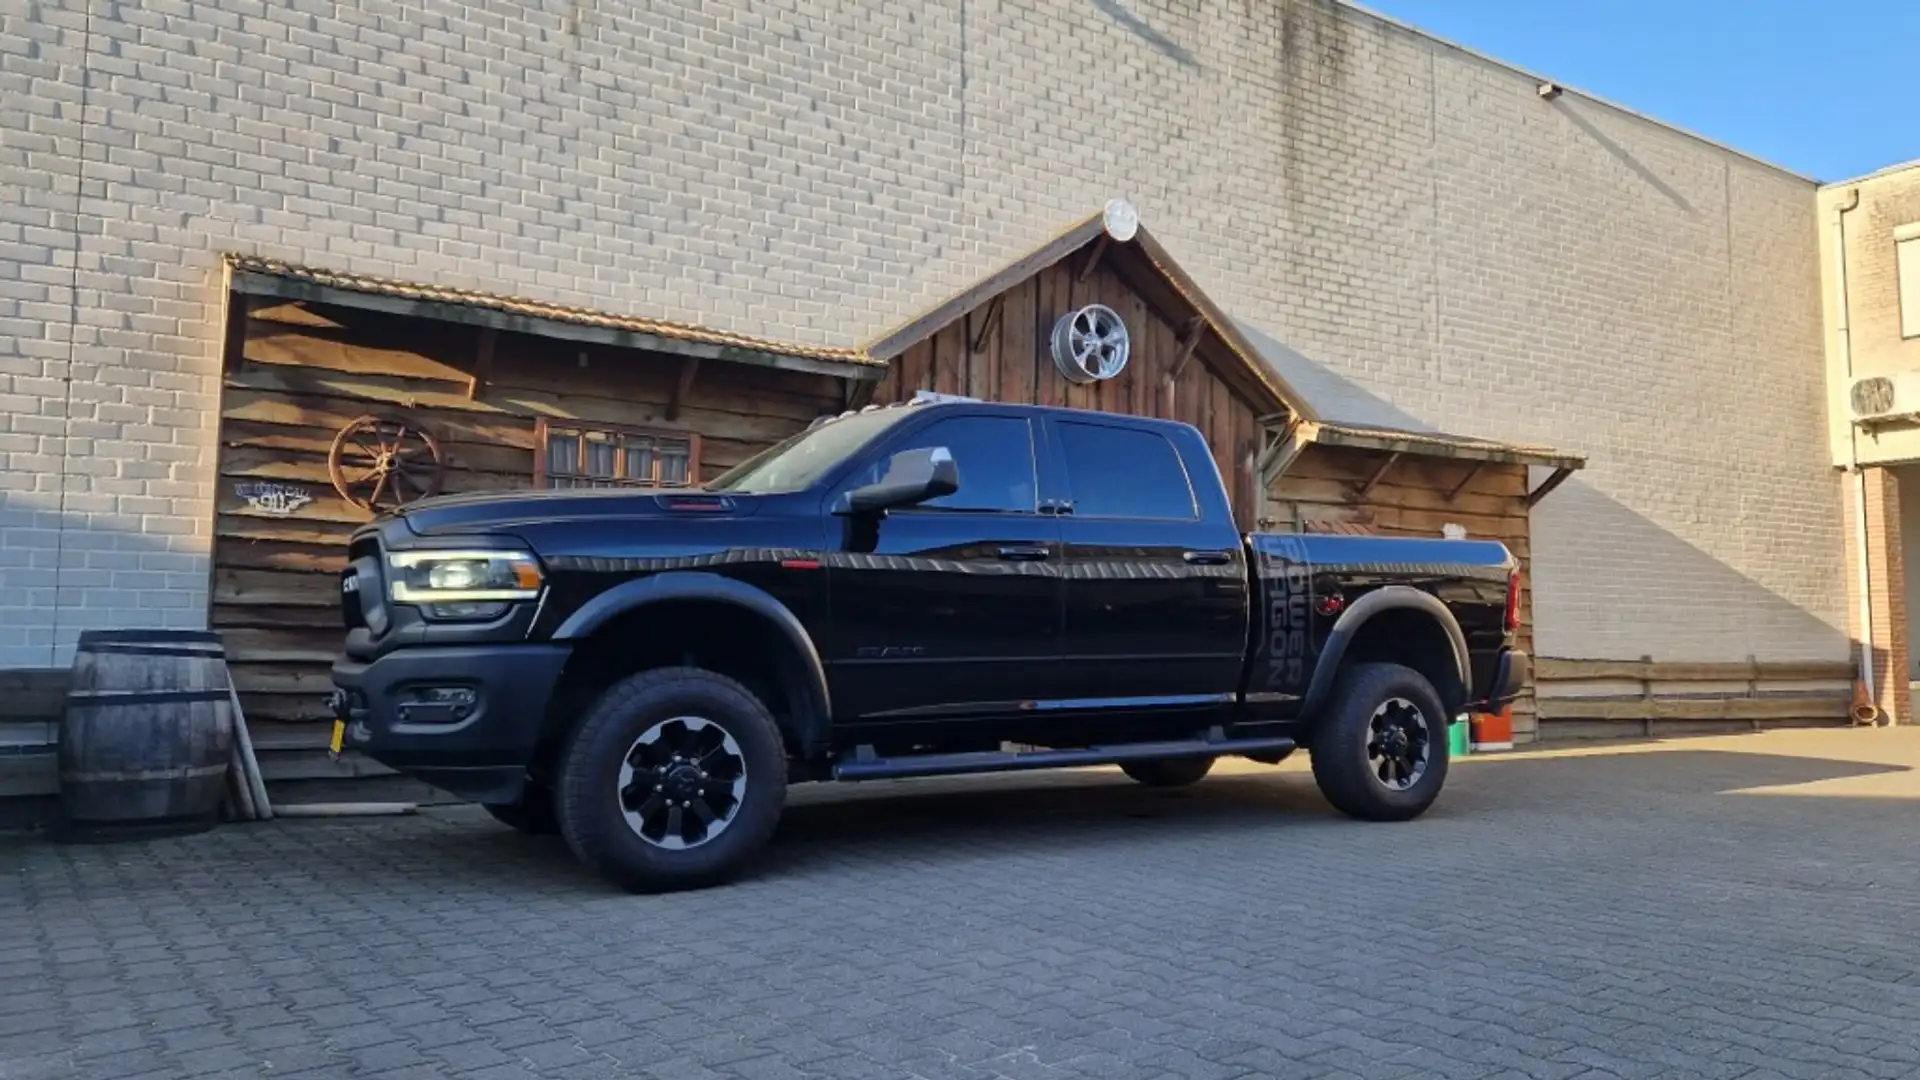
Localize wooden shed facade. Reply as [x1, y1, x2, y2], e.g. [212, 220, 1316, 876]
[207, 206, 1583, 786]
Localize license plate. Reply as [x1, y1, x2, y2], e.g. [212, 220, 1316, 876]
[329, 719, 346, 755]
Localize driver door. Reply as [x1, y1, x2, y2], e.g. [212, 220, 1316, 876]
[824, 413, 1065, 728]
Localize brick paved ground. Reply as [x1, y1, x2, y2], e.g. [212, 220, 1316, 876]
[7, 729, 1920, 1080]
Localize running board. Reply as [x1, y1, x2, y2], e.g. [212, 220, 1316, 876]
[830, 733, 1297, 782]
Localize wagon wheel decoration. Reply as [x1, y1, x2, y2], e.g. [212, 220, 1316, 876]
[327, 415, 446, 513]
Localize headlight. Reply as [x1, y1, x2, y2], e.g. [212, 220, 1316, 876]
[387, 550, 544, 620]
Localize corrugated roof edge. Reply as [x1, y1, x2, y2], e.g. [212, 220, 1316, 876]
[1308, 419, 1587, 472]
[221, 254, 884, 367]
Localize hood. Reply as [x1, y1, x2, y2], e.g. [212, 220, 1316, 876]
[390, 487, 767, 536]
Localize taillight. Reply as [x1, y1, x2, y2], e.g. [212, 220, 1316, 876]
[1502, 568, 1521, 635]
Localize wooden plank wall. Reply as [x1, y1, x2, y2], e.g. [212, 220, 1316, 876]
[867, 257, 1265, 530]
[1270, 446, 1540, 737]
[215, 301, 842, 753]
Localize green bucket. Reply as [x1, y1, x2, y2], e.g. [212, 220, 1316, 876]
[1447, 715, 1470, 758]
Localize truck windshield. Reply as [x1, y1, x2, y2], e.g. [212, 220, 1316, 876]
[705, 407, 914, 494]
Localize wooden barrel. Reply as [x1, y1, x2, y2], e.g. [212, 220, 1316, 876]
[57, 630, 234, 841]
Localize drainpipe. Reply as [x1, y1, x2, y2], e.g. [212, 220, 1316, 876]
[1833, 186, 1881, 722]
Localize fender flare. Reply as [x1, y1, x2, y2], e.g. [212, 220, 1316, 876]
[1299, 585, 1471, 716]
[552, 572, 832, 750]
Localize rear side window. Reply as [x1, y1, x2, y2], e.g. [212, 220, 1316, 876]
[1055, 420, 1197, 519]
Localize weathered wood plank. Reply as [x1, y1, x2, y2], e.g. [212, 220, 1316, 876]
[1537, 658, 1856, 683]
[216, 568, 341, 608]
[1289, 448, 1530, 498]
[1538, 695, 1850, 722]
[1001, 277, 1038, 405]
[0, 669, 68, 722]
[244, 328, 472, 383]
[227, 364, 808, 447]
[214, 536, 349, 574]
[1272, 475, 1529, 520]
[933, 321, 964, 397]
[1036, 264, 1067, 409]
[221, 439, 534, 479]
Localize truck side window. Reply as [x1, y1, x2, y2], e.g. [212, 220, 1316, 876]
[861, 416, 1037, 513]
[1055, 421, 1197, 520]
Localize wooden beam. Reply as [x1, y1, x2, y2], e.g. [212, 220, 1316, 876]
[667, 357, 701, 422]
[1164, 316, 1207, 384]
[1525, 465, 1574, 508]
[1256, 418, 1317, 482]
[1536, 658, 1856, 682]
[1076, 234, 1110, 283]
[468, 327, 497, 400]
[858, 215, 1109, 362]
[1445, 461, 1484, 503]
[844, 376, 879, 412]
[968, 295, 1003, 355]
[1351, 451, 1402, 500]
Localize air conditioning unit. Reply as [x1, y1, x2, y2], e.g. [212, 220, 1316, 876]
[1849, 371, 1920, 423]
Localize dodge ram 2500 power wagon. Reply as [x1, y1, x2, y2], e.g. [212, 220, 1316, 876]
[329, 396, 1528, 892]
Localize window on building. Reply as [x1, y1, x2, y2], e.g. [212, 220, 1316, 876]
[535, 419, 697, 489]
[1898, 223, 1920, 340]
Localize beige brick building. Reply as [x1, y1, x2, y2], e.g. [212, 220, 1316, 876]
[1821, 160, 1920, 725]
[0, 0, 1858, 735]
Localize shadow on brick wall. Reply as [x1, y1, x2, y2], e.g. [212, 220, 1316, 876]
[1234, 319, 1849, 662]
[0, 492, 209, 672]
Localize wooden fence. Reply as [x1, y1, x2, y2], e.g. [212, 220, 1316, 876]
[1533, 657, 1859, 740]
[0, 654, 1869, 803]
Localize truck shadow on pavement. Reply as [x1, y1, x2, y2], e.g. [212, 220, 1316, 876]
[369, 741, 1915, 893]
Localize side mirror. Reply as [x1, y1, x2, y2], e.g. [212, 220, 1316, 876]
[834, 446, 959, 515]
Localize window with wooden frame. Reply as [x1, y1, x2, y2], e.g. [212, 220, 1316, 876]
[534, 418, 699, 489]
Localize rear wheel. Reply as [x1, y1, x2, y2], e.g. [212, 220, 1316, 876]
[556, 667, 787, 893]
[1120, 756, 1215, 788]
[1309, 662, 1450, 822]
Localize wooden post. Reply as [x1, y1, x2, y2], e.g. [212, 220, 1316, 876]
[1640, 653, 1655, 738]
[968, 296, 1004, 355]
[667, 357, 701, 421]
[468, 328, 497, 401]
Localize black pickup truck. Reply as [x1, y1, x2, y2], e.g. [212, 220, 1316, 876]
[329, 396, 1527, 891]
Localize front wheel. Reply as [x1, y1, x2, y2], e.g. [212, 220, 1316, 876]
[556, 667, 788, 893]
[1309, 662, 1450, 822]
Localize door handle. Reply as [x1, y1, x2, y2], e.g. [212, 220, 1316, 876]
[1182, 550, 1233, 565]
[997, 545, 1051, 562]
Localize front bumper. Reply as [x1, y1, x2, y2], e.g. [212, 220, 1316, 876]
[1487, 649, 1530, 707]
[329, 643, 571, 804]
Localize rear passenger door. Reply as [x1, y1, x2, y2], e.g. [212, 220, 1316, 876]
[1042, 416, 1248, 720]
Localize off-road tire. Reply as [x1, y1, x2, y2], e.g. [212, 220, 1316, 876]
[1120, 756, 1215, 788]
[1309, 661, 1450, 822]
[556, 667, 787, 893]
[482, 782, 559, 835]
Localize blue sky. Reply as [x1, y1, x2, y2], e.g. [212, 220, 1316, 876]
[1360, 0, 1917, 183]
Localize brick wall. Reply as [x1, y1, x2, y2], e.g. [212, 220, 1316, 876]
[1821, 164, 1920, 467]
[1843, 468, 1909, 723]
[0, 0, 1849, 669]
